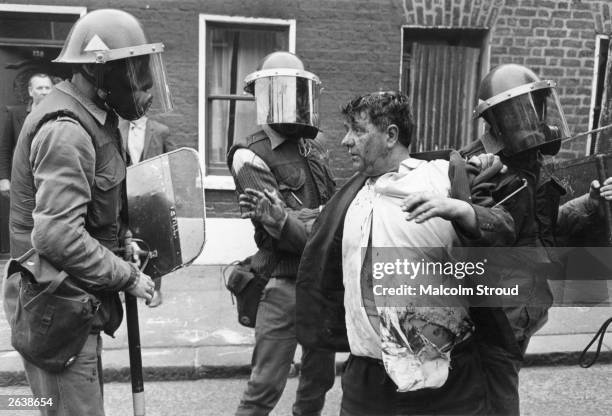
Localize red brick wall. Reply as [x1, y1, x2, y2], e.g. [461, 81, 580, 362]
[4, 0, 610, 217]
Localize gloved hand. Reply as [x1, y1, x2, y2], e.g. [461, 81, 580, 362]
[467, 154, 508, 176]
[239, 188, 288, 239]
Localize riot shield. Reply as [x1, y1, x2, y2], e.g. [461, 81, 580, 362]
[124, 147, 205, 416]
[127, 147, 206, 276]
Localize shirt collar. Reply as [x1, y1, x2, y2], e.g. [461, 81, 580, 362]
[55, 80, 108, 126]
[397, 157, 424, 173]
[262, 124, 286, 150]
[130, 116, 148, 129]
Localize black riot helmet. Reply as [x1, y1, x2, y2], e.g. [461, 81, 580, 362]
[244, 51, 321, 139]
[473, 64, 569, 156]
[54, 9, 173, 120]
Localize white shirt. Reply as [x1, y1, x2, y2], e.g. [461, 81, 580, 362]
[342, 157, 460, 359]
[127, 116, 147, 163]
[342, 178, 381, 358]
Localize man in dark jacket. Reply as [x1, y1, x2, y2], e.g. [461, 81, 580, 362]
[0, 73, 54, 198]
[2, 9, 173, 416]
[290, 91, 502, 415]
[0, 74, 54, 253]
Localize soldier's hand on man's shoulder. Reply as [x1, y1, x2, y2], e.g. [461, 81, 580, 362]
[401, 192, 470, 223]
[467, 153, 508, 175]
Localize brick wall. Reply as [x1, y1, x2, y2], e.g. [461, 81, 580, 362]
[490, 0, 612, 159]
[4, 0, 610, 217]
[403, 0, 612, 160]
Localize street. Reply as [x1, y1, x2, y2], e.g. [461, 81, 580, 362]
[1, 364, 611, 415]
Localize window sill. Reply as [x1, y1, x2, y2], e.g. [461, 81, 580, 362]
[203, 175, 235, 190]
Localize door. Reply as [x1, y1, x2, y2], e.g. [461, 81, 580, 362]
[0, 5, 84, 254]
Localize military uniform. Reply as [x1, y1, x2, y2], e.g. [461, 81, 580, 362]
[4, 80, 136, 416]
[228, 126, 336, 416]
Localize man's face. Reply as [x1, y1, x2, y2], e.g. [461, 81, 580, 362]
[341, 111, 390, 177]
[28, 76, 53, 105]
[104, 56, 154, 120]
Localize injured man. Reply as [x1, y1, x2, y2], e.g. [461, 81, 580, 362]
[238, 91, 509, 415]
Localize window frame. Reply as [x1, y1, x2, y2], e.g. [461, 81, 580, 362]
[0, 4, 86, 47]
[586, 34, 610, 156]
[198, 14, 296, 190]
[399, 25, 490, 152]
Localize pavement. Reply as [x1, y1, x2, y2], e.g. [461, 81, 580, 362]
[1, 265, 612, 387]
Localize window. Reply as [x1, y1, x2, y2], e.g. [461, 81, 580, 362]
[199, 15, 295, 188]
[400, 28, 489, 152]
[0, 4, 85, 47]
[587, 34, 610, 155]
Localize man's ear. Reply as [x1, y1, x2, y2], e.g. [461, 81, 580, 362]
[27, 86, 33, 98]
[81, 63, 96, 78]
[386, 124, 399, 147]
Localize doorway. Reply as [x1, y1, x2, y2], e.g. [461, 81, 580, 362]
[0, 4, 85, 254]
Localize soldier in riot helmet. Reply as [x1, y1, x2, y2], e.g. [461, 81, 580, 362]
[2, 9, 172, 415]
[227, 51, 336, 415]
[465, 63, 570, 416]
[475, 63, 569, 159]
[402, 63, 612, 415]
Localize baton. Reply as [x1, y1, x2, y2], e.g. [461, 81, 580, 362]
[125, 292, 145, 416]
[122, 235, 149, 416]
[560, 122, 612, 146]
[595, 154, 612, 244]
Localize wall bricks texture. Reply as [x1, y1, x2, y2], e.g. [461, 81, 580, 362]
[4, 0, 611, 217]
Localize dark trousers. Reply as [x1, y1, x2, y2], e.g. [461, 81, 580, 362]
[340, 340, 487, 416]
[476, 341, 523, 416]
[471, 307, 531, 416]
[236, 278, 336, 416]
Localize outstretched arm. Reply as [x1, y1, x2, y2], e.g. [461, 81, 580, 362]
[401, 192, 478, 233]
[400, 153, 517, 246]
[231, 148, 319, 254]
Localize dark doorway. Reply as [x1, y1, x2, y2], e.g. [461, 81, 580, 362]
[0, 6, 84, 254]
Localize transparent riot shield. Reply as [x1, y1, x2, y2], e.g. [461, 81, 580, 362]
[127, 147, 206, 276]
[124, 147, 205, 416]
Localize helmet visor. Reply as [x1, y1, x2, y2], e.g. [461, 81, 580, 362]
[125, 51, 174, 117]
[254, 75, 320, 137]
[481, 87, 569, 156]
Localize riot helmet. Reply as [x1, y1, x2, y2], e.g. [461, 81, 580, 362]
[54, 9, 173, 120]
[244, 51, 320, 139]
[473, 64, 569, 156]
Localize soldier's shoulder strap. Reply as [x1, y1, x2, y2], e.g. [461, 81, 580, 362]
[226, 130, 270, 171]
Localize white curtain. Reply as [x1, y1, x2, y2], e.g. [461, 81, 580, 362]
[208, 28, 286, 166]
